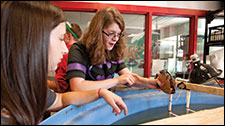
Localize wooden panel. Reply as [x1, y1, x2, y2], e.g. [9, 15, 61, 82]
[176, 81, 224, 96]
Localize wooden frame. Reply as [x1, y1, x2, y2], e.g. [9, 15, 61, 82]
[176, 81, 224, 96]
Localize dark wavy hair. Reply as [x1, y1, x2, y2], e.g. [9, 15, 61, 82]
[80, 7, 126, 65]
[1, 1, 65, 124]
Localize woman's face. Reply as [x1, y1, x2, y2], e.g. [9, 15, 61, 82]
[63, 33, 70, 45]
[48, 22, 68, 72]
[103, 22, 121, 51]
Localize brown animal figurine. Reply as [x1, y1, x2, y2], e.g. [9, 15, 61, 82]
[155, 70, 176, 94]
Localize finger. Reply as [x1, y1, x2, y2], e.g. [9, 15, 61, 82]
[118, 105, 127, 116]
[127, 83, 133, 86]
[129, 75, 136, 85]
[116, 105, 123, 115]
[129, 75, 136, 84]
[156, 79, 164, 87]
[122, 104, 128, 116]
[127, 79, 134, 86]
[110, 102, 121, 116]
[116, 101, 128, 116]
[131, 73, 140, 80]
[115, 109, 121, 116]
[112, 109, 115, 113]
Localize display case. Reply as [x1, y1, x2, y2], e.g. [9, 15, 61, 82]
[208, 25, 224, 45]
[203, 8, 224, 63]
[204, 25, 224, 56]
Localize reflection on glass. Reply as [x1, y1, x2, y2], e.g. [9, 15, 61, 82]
[122, 14, 145, 77]
[197, 18, 224, 64]
[151, 16, 189, 76]
[63, 11, 96, 33]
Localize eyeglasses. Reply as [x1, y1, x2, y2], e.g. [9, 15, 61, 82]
[102, 31, 124, 40]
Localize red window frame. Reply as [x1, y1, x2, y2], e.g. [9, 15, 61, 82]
[51, 1, 207, 77]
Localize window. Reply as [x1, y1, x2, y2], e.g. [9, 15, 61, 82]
[63, 11, 146, 77]
[151, 16, 189, 76]
[122, 14, 145, 76]
[197, 17, 224, 64]
[63, 11, 96, 33]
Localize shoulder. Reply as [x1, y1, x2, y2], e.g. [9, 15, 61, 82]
[46, 89, 57, 109]
[70, 41, 86, 52]
[69, 42, 88, 57]
[68, 41, 89, 64]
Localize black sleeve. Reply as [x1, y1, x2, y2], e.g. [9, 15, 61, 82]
[66, 42, 89, 81]
[46, 89, 56, 109]
[115, 61, 127, 73]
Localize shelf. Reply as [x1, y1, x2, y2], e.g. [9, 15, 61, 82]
[203, 8, 224, 64]
[208, 25, 224, 44]
[204, 25, 224, 56]
[207, 41, 224, 46]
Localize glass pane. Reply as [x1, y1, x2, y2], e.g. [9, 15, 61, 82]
[197, 18, 205, 62]
[197, 16, 224, 77]
[63, 11, 96, 33]
[151, 16, 189, 76]
[197, 17, 224, 64]
[122, 14, 145, 77]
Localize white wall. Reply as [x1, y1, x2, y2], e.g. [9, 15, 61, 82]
[80, 1, 222, 11]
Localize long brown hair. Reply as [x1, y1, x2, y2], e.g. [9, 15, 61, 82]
[80, 7, 126, 65]
[1, 1, 65, 124]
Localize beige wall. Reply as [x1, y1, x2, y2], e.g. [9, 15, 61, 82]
[79, 1, 222, 11]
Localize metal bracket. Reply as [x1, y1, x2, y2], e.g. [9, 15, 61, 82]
[177, 81, 187, 89]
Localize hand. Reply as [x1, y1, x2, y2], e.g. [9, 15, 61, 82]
[154, 78, 164, 88]
[131, 73, 164, 89]
[145, 78, 164, 89]
[100, 89, 128, 116]
[115, 73, 136, 86]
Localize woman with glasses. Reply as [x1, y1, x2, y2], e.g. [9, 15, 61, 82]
[67, 7, 165, 92]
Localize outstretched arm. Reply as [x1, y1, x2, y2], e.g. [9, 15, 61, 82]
[47, 89, 127, 116]
[118, 68, 163, 89]
[131, 74, 163, 89]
